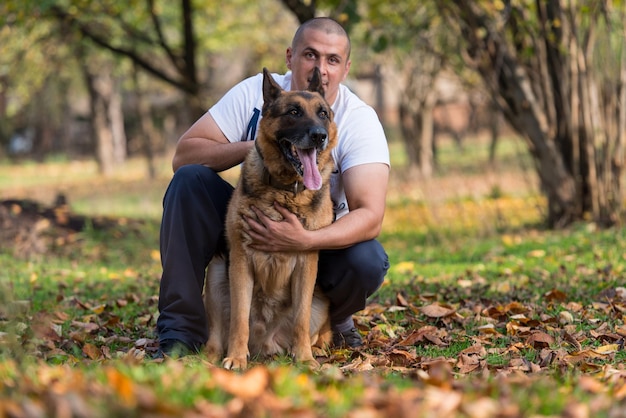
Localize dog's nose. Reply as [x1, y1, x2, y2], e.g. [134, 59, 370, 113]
[309, 126, 328, 146]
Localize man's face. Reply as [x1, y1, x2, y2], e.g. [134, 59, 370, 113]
[286, 28, 351, 106]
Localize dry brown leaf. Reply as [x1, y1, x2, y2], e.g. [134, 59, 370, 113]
[578, 376, 605, 394]
[70, 321, 99, 333]
[462, 397, 499, 418]
[212, 366, 270, 399]
[525, 331, 555, 348]
[341, 356, 374, 373]
[82, 343, 102, 360]
[396, 326, 436, 346]
[423, 387, 462, 416]
[460, 344, 487, 356]
[396, 292, 409, 307]
[504, 301, 528, 314]
[421, 303, 456, 318]
[545, 289, 567, 302]
[565, 349, 611, 364]
[562, 331, 583, 352]
[457, 353, 483, 374]
[388, 349, 418, 367]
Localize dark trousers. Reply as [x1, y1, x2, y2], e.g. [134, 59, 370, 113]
[157, 164, 389, 348]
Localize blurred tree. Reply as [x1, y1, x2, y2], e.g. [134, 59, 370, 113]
[355, 0, 451, 178]
[438, 0, 626, 227]
[0, 10, 74, 159]
[1, 0, 299, 173]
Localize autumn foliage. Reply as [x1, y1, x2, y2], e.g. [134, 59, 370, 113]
[1, 153, 626, 417]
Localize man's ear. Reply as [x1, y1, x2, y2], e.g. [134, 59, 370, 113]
[262, 68, 283, 105]
[306, 67, 324, 97]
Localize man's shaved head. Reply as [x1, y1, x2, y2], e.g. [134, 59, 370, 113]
[291, 17, 351, 59]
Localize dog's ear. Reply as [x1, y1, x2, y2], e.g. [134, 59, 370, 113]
[307, 67, 324, 97]
[262, 68, 283, 105]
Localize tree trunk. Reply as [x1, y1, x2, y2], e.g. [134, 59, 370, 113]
[440, 0, 624, 227]
[109, 77, 127, 165]
[133, 65, 158, 179]
[81, 62, 125, 175]
[398, 58, 441, 178]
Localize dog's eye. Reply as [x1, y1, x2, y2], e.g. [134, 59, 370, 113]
[318, 110, 329, 119]
[288, 107, 301, 117]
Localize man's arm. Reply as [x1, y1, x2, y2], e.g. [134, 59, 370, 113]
[172, 112, 254, 172]
[245, 163, 389, 251]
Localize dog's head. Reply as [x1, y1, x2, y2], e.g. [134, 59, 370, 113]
[257, 67, 337, 191]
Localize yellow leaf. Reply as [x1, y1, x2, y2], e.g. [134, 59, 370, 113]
[91, 304, 107, 314]
[527, 249, 546, 258]
[593, 344, 619, 355]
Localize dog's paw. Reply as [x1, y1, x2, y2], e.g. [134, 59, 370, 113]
[222, 356, 248, 370]
[292, 347, 320, 369]
[299, 357, 321, 370]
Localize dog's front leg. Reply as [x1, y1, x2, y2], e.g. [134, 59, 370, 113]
[291, 254, 319, 368]
[223, 253, 253, 370]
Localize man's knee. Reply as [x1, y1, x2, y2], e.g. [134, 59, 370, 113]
[170, 164, 219, 189]
[336, 240, 389, 296]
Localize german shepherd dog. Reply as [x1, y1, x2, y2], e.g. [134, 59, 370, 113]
[204, 68, 337, 369]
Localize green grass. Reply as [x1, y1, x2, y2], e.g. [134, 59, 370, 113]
[1, 136, 626, 416]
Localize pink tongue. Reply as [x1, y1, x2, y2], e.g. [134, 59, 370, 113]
[296, 148, 322, 190]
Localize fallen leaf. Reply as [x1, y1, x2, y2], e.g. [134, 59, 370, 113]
[527, 249, 546, 258]
[578, 375, 605, 394]
[593, 344, 619, 355]
[212, 366, 270, 399]
[396, 292, 410, 307]
[396, 326, 438, 346]
[562, 331, 583, 352]
[545, 289, 567, 302]
[559, 311, 574, 324]
[82, 343, 102, 360]
[526, 331, 555, 348]
[420, 303, 456, 318]
[388, 349, 418, 367]
[106, 367, 137, 406]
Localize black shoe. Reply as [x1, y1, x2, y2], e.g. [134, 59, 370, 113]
[332, 328, 363, 348]
[156, 339, 200, 359]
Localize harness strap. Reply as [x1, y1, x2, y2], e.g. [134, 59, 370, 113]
[245, 108, 261, 141]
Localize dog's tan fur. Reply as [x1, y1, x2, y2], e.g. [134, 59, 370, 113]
[204, 68, 337, 369]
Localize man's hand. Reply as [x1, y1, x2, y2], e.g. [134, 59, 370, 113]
[244, 203, 313, 252]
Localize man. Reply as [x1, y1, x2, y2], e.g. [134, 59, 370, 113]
[157, 17, 390, 357]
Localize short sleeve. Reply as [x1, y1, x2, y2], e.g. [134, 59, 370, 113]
[208, 74, 264, 143]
